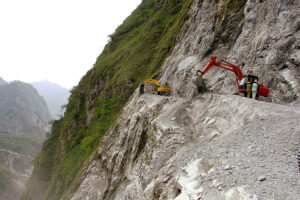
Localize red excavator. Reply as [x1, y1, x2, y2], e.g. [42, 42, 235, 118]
[199, 56, 269, 97]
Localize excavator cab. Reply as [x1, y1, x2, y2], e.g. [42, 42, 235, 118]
[238, 74, 269, 97]
[238, 75, 258, 90]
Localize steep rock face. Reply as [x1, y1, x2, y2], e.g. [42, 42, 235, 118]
[159, 0, 300, 102]
[70, 1, 300, 200]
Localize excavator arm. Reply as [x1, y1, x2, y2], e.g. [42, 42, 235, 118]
[201, 56, 243, 85]
[142, 79, 161, 87]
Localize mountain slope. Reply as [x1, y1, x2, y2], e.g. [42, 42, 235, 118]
[21, 1, 194, 200]
[22, 0, 300, 200]
[0, 81, 51, 141]
[69, 0, 300, 199]
[31, 80, 70, 119]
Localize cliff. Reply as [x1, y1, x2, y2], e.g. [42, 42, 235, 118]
[22, 0, 300, 200]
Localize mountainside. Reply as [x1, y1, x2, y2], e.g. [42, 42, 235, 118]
[0, 80, 52, 200]
[31, 80, 70, 119]
[0, 81, 51, 141]
[22, 1, 300, 200]
[21, 1, 194, 199]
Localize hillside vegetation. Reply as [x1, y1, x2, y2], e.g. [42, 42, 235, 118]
[21, 0, 194, 199]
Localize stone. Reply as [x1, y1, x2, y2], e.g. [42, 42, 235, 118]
[258, 176, 266, 182]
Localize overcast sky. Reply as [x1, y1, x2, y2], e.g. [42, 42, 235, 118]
[0, 0, 141, 88]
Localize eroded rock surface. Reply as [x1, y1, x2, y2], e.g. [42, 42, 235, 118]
[159, 0, 300, 102]
[71, 93, 300, 200]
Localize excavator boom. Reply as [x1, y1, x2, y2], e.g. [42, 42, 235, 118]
[142, 79, 161, 86]
[202, 56, 243, 85]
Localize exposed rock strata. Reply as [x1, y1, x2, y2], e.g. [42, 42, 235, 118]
[159, 0, 300, 102]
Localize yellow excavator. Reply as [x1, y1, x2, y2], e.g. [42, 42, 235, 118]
[139, 79, 171, 95]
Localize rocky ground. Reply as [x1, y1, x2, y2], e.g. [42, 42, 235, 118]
[70, 92, 300, 200]
[172, 96, 300, 200]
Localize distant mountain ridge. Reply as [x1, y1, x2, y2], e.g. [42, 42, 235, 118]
[31, 80, 70, 119]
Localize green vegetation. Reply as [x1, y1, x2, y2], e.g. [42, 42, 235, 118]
[21, 0, 194, 199]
